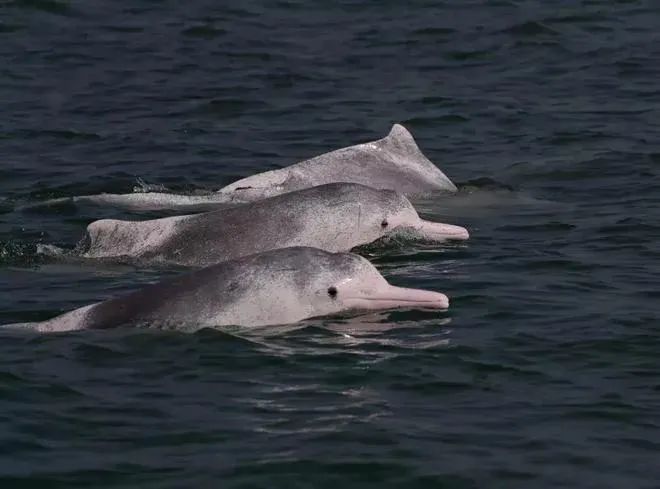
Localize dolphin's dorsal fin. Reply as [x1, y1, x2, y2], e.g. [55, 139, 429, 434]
[86, 218, 130, 242]
[82, 216, 185, 258]
[82, 219, 137, 256]
[378, 124, 419, 153]
[374, 124, 458, 192]
[388, 123, 415, 142]
[376, 124, 422, 155]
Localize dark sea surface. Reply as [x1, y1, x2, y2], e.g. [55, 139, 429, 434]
[2, 0, 660, 487]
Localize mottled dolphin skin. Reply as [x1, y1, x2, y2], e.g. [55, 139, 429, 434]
[216, 123, 457, 202]
[35, 124, 457, 211]
[4, 247, 450, 333]
[79, 183, 469, 267]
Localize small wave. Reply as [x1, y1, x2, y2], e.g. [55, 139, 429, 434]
[10, 0, 72, 15]
[458, 177, 515, 192]
[182, 25, 227, 39]
[12, 129, 101, 141]
[411, 26, 455, 36]
[197, 98, 269, 118]
[545, 12, 609, 25]
[445, 49, 494, 61]
[0, 197, 14, 215]
[545, 130, 610, 145]
[501, 21, 558, 37]
[404, 114, 469, 126]
[100, 24, 143, 34]
[352, 230, 467, 257]
[0, 22, 25, 33]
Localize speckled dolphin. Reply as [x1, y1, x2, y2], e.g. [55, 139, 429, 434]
[4, 247, 450, 333]
[216, 123, 457, 202]
[34, 124, 457, 211]
[78, 183, 469, 267]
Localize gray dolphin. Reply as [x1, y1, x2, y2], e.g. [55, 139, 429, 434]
[78, 183, 469, 267]
[4, 247, 450, 333]
[33, 124, 457, 211]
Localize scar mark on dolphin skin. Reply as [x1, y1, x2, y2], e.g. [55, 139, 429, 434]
[272, 267, 297, 273]
[234, 186, 253, 191]
[357, 203, 362, 233]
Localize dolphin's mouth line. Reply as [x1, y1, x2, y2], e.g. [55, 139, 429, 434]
[343, 296, 449, 309]
[347, 297, 444, 303]
[424, 230, 466, 238]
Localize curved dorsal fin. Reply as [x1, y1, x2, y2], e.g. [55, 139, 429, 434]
[82, 216, 184, 258]
[378, 124, 419, 152]
[83, 219, 136, 256]
[388, 123, 415, 141]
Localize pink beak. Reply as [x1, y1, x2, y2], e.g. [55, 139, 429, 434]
[344, 283, 449, 311]
[416, 219, 469, 241]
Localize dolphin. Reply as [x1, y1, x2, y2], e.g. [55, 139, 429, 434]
[4, 247, 450, 333]
[31, 124, 457, 212]
[216, 124, 457, 202]
[77, 183, 469, 267]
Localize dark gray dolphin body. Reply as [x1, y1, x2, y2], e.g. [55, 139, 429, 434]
[34, 124, 457, 211]
[4, 247, 450, 333]
[78, 183, 469, 267]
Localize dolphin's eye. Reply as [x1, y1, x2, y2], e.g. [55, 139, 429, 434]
[381, 219, 388, 228]
[327, 286, 338, 298]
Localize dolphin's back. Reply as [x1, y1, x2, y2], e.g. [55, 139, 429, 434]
[218, 124, 457, 200]
[81, 215, 189, 259]
[3, 304, 98, 333]
[3, 260, 247, 332]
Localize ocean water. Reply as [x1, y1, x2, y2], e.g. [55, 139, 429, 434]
[2, 0, 660, 487]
